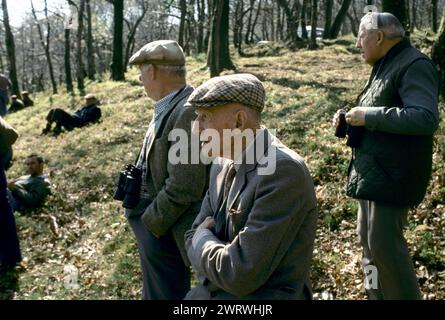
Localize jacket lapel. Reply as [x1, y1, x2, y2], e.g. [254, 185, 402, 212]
[227, 128, 272, 211]
[145, 85, 194, 162]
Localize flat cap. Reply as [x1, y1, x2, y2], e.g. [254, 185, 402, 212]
[129, 40, 185, 66]
[185, 73, 265, 112]
[22, 91, 29, 95]
[11, 95, 17, 99]
[84, 93, 96, 100]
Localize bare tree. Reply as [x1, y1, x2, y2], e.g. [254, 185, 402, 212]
[196, 0, 206, 53]
[301, 0, 309, 39]
[277, 0, 301, 46]
[207, 0, 235, 77]
[178, 0, 187, 48]
[123, 1, 148, 72]
[432, 0, 438, 33]
[86, 0, 96, 80]
[309, 0, 318, 49]
[323, 0, 334, 38]
[31, 0, 58, 94]
[1, 0, 21, 98]
[328, 0, 353, 39]
[111, 0, 125, 81]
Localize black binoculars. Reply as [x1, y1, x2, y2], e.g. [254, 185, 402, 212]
[335, 110, 364, 148]
[113, 164, 142, 209]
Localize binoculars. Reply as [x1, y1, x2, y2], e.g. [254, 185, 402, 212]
[113, 164, 142, 209]
[335, 110, 364, 148]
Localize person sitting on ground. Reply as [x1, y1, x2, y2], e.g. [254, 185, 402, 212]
[22, 91, 34, 107]
[41, 93, 102, 135]
[8, 95, 25, 113]
[7, 154, 51, 213]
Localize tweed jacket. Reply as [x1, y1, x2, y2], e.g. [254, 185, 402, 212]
[185, 129, 318, 299]
[126, 85, 209, 264]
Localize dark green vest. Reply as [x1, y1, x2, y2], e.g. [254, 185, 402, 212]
[346, 43, 435, 206]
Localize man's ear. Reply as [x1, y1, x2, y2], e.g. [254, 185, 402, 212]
[376, 30, 385, 46]
[150, 64, 157, 81]
[235, 110, 247, 130]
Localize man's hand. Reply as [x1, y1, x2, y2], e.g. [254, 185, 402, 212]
[332, 109, 343, 127]
[7, 181, 15, 191]
[196, 216, 215, 231]
[346, 107, 366, 126]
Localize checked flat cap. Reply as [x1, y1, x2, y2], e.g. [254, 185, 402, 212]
[129, 40, 185, 66]
[185, 73, 265, 112]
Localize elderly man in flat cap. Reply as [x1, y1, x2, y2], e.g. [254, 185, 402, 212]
[184, 73, 318, 300]
[41, 93, 101, 136]
[122, 40, 208, 300]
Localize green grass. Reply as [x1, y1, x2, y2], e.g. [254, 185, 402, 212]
[1, 36, 444, 300]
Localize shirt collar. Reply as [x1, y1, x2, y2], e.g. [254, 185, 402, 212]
[153, 89, 180, 121]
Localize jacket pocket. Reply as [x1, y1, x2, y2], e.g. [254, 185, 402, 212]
[347, 153, 397, 204]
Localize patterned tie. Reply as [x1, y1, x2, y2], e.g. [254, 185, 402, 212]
[214, 162, 237, 241]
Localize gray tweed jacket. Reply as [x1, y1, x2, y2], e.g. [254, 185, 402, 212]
[185, 129, 318, 300]
[125, 85, 209, 264]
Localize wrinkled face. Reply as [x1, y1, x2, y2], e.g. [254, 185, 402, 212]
[139, 64, 155, 99]
[25, 157, 43, 176]
[192, 104, 238, 159]
[356, 27, 380, 66]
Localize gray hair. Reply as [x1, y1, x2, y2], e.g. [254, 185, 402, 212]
[360, 12, 405, 39]
[142, 63, 186, 78]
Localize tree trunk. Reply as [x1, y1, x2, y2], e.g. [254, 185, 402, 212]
[432, 0, 438, 33]
[301, 0, 308, 39]
[178, 0, 187, 48]
[207, 0, 235, 77]
[309, 0, 318, 49]
[111, 0, 125, 81]
[124, 3, 148, 72]
[31, 0, 57, 94]
[2, 0, 20, 98]
[277, 0, 301, 46]
[233, 0, 245, 55]
[86, 0, 96, 80]
[382, 0, 410, 37]
[323, 0, 333, 38]
[77, 0, 85, 91]
[197, 0, 205, 53]
[410, 0, 416, 32]
[432, 7, 445, 99]
[65, 28, 74, 93]
[250, 0, 262, 43]
[329, 0, 353, 39]
[244, 0, 255, 44]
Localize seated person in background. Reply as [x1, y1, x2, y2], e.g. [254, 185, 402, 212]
[41, 93, 101, 135]
[7, 154, 51, 213]
[8, 95, 25, 113]
[22, 91, 34, 107]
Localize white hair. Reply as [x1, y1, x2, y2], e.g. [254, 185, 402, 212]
[141, 63, 186, 78]
[360, 12, 405, 39]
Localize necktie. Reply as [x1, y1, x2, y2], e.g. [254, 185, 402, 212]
[214, 162, 237, 241]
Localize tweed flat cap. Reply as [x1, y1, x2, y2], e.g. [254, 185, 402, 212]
[185, 73, 265, 112]
[129, 40, 185, 66]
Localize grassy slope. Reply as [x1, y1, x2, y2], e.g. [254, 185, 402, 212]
[1, 36, 444, 300]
